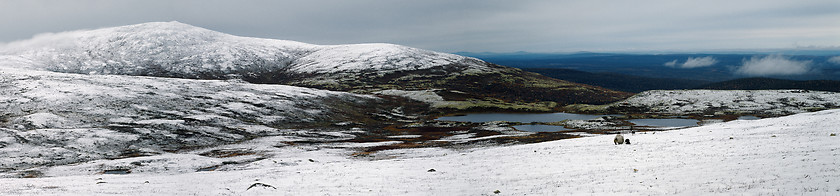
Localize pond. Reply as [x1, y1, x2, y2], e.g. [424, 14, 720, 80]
[513, 124, 573, 132]
[628, 118, 700, 128]
[435, 112, 614, 123]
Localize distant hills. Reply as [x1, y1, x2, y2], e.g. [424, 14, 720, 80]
[457, 52, 840, 82]
[695, 78, 840, 92]
[524, 68, 710, 93]
[525, 68, 840, 93]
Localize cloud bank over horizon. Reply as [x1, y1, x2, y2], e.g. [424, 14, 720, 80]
[735, 55, 812, 76]
[1, 0, 839, 53]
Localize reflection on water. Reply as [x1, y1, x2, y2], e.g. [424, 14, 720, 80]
[513, 124, 573, 132]
[436, 112, 613, 123]
[628, 119, 699, 128]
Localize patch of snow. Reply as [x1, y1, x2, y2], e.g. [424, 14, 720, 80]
[386, 135, 423, 139]
[374, 89, 451, 107]
[613, 90, 840, 116]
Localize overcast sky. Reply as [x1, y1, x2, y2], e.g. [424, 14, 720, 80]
[1, 0, 838, 53]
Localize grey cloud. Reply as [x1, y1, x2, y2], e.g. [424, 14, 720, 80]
[735, 55, 812, 76]
[664, 56, 717, 68]
[828, 56, 840, 64]
[664, 60, 678, 67]
[682, 57, 718, 68]
[2, 0, 840, 53]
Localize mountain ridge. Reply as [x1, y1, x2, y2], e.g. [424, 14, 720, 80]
[0, 21, 631, 111]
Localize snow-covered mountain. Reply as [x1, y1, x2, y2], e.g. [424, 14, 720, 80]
[0, 21, 486, 77]
[0, 21, 630, 109]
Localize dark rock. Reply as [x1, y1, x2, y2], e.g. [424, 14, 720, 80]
[246, 182, 277, 190]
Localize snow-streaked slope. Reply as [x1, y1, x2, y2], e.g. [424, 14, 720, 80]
[0, 21, 487, 77]
[0, 21, 632, 108]
[610, 89, 840, 116]
[0, 66, 392, 172]
[2, 108, 838, 195]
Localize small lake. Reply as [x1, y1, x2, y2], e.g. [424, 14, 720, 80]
[513, 125, 573, 132]
[628, 119, 700, 128]
[435, 112, 614, 123]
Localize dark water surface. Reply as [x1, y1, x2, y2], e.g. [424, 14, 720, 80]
[512, 124, 573, 132]
[436, 112, 614, 123]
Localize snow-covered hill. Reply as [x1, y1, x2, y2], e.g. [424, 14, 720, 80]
[0, 21, 630, 109]
[2, 106, 838, 195]
[607, 90, 840, 116]
[0, 21, 487, 79]
[0, 66, 406, 173]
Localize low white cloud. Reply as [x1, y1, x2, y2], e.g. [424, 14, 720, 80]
[828, 56, 840, 64]
[681, 56, 717, 68]
[664, 56, 717, 68]
[735, 55, 811, 76]
[663, 59, 678, 67]
[0, 31, 81, 54]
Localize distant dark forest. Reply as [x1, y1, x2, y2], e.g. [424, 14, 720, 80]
[525, 68, 840, 93]
[457, 52, 840, 92]
[695, 78, 840, 92]
[457, 52, 840, 82]
[524, 68, 709, 93]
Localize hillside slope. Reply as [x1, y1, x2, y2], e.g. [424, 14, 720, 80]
[695, 77, 840, 92]
[605, 90, 840, 116]
[0, 21, 630, 111]
[2, 107, 838, 195]
[0, 67, 408, 172]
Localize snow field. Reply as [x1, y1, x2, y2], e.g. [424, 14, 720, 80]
[2, 109, 838, 195]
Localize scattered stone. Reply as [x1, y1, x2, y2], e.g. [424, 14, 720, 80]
[427, 169, 436, 172]
[246, 182, 277, 190]
[831, 133, 836, 136]
[19, 170, 43, 178]
[494, 190, 501, 194]
[729, 137, 734, 140]
[103, 169, 131, 175]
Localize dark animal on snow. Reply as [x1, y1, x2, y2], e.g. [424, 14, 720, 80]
[625, 139, 631, 144]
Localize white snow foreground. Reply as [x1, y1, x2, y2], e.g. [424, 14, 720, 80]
[611, 89, 840, 116]
[2, 109, 838, 195]
[0, 21, 490, 77]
